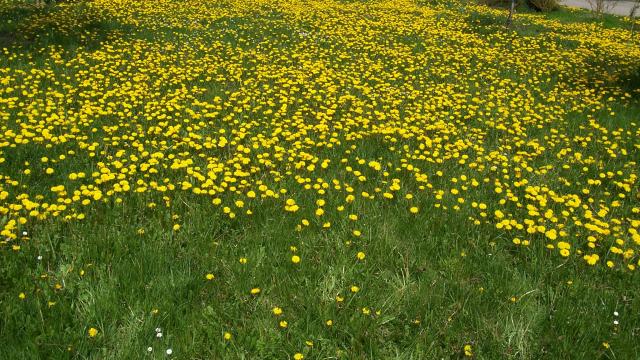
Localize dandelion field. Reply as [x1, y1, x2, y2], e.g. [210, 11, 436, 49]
[1, 0, 640, 358]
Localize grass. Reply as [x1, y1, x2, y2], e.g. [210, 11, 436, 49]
[1, 0, 640, 358]
[545, 5, 634, 28]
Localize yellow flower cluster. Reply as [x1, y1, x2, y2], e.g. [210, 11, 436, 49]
[1, 0, 639, 310]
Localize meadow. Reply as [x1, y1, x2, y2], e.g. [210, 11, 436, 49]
[1, 0, 640, 358]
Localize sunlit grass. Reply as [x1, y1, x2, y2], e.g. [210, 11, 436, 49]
[1, 0, 639, 358]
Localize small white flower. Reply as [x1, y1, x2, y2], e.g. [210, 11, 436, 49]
[22, 231, 28, 236]
[613, 320, 619, 325]
[166, 348, 173, 355]
[37, 255, 43, 261]
[155, 327, 162, 333]
[147, 347, 153, 352]
[156, 332, 163, 338]
[614, 311, 619, 317]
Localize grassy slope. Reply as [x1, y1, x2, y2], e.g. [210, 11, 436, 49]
[1, 1, 639, 359]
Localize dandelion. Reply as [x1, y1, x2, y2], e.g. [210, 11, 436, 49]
[291, 255, 301, 264]
[88, 328, 98, 337]
[464, 344, 473, 357]
[583, 254, 600, 265]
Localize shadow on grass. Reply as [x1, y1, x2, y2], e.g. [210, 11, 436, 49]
[462, 8, 558, 38]
[0, 2, 129, 51]
[0, 4, 41, 47]
[618, 67, 640, 95]
[579, 50, 640, 99]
